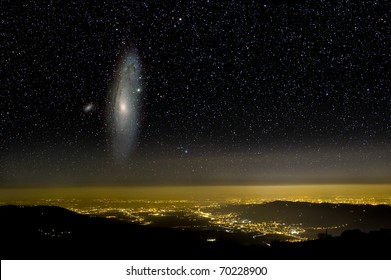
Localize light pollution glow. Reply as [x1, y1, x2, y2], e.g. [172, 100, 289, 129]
[1, 184, 390, 206]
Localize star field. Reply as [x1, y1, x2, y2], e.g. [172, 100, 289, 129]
[1, 0, 390, 185]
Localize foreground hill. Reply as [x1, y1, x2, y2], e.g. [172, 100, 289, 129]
[0, 205, 390, 259]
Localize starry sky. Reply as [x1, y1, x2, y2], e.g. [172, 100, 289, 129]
[1, 0, 391, 186]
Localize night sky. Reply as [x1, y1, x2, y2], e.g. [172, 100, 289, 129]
[1, 0, 390, 186]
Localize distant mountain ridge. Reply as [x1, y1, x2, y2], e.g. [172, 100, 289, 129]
[1, 204, 390, 260]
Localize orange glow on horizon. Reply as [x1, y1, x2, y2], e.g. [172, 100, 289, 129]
[1, 184, 390, 205]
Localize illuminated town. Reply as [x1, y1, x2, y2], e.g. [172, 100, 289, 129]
[2, 185, 390, 243]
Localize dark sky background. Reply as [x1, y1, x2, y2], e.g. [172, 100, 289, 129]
[1, 0, 391, 186]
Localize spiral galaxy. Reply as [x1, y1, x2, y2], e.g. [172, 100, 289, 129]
[108, 51, 142, 162]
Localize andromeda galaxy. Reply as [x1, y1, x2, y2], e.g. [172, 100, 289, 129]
[107, 51, 142, 162]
